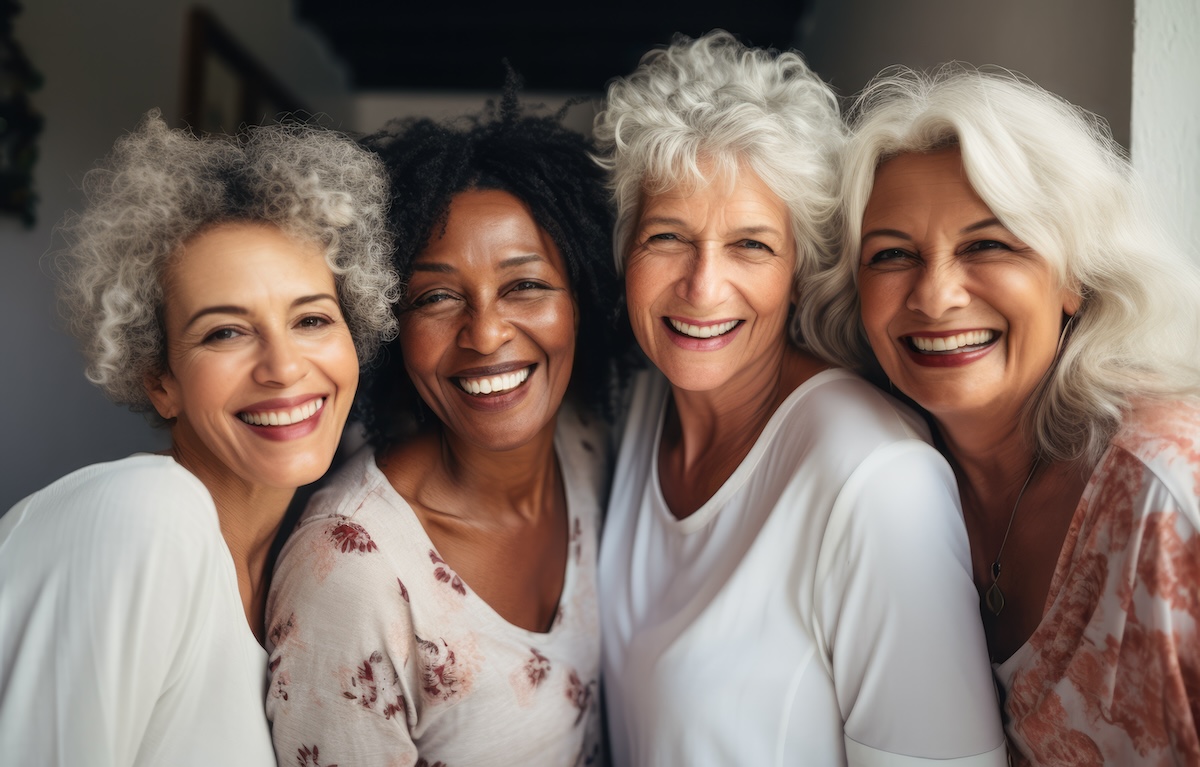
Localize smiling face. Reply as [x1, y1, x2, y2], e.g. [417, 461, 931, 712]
[398, 188, 577, 452]
[145, 221, 359, 493]
[624, 165, 797, 393]
[857, 147, 1080, 425]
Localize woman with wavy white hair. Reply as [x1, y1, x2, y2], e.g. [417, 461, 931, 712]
[594, 32, 1005, 766]
[804, 66, 1200, 764]
[0, 112, 397, 766]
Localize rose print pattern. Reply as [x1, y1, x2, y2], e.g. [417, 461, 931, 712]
[341, 651, 407, 721]
[416, 635, 467, 702]
[328, 521, 378, 554]
[565, 669, 596, 727]
[296, 744, 337, 767]
[429, 550, 466, 595]
[998, 401, 1200, 765]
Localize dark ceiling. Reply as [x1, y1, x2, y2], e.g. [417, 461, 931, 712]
[297, 2, 812, 93]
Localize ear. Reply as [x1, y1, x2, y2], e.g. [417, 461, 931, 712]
[143, 368, 180, 421]
[1061, 282, 1083, 317]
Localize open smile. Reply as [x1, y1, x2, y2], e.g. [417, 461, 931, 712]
[667, 318, 742, 339]
[238, 397, 325, 426]
[455, 365, 534, 397]
[905, 330, 998, 354]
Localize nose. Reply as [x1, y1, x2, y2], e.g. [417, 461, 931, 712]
[458, 301, 515, 355]
[254, 334, 309, 388]
[675, 244, 726, 308]
[906, 257, 970, 318]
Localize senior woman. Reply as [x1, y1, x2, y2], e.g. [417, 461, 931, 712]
[805, 66, 1200, 764]
[0, 112, 396, 765]
[594, 31, 1005, 766]
[264, 94, 628, 766]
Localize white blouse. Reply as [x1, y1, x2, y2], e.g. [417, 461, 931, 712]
[0, 455, 274, 766]
[599, 370, 1006, 766]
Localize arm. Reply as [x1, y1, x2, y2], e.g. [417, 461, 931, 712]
[813, 441, 1007, 766]
[266, 517, 419, 767]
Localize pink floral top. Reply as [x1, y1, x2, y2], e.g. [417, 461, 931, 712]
[995, 399, 1200, 765]
[265, 409, 605, 767]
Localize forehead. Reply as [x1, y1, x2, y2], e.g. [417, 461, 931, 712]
[163, 221, 334, 307]
[638, 164, 790, 226]
[416, 188, 564, 269]
[865, 148, 991, 223]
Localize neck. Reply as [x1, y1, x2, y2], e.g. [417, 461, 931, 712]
[934, 410, 1036, 510]
[668, 346, 821, 473]
[398, 418, 562, 524]
[168, 442, 293, 645]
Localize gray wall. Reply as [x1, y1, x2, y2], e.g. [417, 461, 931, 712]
[799, 0, 1134, 148]
[1, 0, 351, 509]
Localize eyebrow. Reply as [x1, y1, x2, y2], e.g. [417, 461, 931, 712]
[639, 216, 785, 239]
[183, 293, 338, 330]
[862, 218, 1006, 242]
[411, 253, 547, 274]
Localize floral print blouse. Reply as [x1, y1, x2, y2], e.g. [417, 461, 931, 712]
[995, 399, 1200, 765]
[266, 409, 606, 767]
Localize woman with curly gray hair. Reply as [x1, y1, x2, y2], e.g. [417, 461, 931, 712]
[803, 66, 1200, 764]
[594, 32, 1005, 766]
[0, 111, 397, 766]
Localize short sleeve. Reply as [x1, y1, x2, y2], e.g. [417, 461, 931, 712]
[814, 441, 1007, 766]
[266, 515, 419, 767]
[0, 461, 223, 766]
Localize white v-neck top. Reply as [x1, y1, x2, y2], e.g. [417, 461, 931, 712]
[266, 406, 606, 766]
[599, 369, 1006, 766]
[0, 455, 274, 766]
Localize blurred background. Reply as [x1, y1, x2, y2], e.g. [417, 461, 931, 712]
[2, 0, 1196, 510]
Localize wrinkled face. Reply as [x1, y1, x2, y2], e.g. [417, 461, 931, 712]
[398, 189, 577, 451]
[624, 166, 797, 393]
[857, 147, 1080, 425]
[146, 221, 359, 492]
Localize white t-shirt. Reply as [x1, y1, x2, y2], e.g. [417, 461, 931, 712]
[266, 407, 606, 767]
[599, 370, 1006, 766]
[0, 454, 274, 766]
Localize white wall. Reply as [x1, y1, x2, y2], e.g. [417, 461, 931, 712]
[1, 0, 352, 509]
[1131, 0, 1200, 261]
[798, 0, 1134, 147]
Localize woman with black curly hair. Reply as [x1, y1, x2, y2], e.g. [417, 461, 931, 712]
[0, 112, 397, 765]
[265, 91, 628, 767]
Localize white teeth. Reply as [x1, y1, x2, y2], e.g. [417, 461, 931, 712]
[910, 330, 997, 352]
[668, 319, 739, 339]
[458, 367, 531, 396]
[239, 397, 325, 426]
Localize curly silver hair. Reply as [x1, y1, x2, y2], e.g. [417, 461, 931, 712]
[56, 110, 399, 413]
[592, 30, 844, 336]
[800, 65, 1200, 464]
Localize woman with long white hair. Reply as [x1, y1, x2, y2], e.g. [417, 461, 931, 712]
[805, 65, 1200, 764]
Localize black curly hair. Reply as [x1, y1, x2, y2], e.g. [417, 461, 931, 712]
[359, 85, 634, 447]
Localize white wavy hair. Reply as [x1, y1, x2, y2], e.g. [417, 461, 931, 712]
[800, 65, 1200, 464]
[592, 29, 844, 340]
[57, 110, 399, 414]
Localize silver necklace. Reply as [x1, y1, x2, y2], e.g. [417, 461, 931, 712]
[983, 460, 1039, 616]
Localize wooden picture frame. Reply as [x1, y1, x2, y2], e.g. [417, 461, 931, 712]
[180, 8, 310, 134]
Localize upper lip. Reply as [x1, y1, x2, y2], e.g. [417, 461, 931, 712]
[453, 362, 536, 379]
[902, 328, 997, 338]
[666, 316, 740, 326]
[238, 394, 327, 414]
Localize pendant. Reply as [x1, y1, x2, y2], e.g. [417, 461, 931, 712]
[985, 581, 1006, 616]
